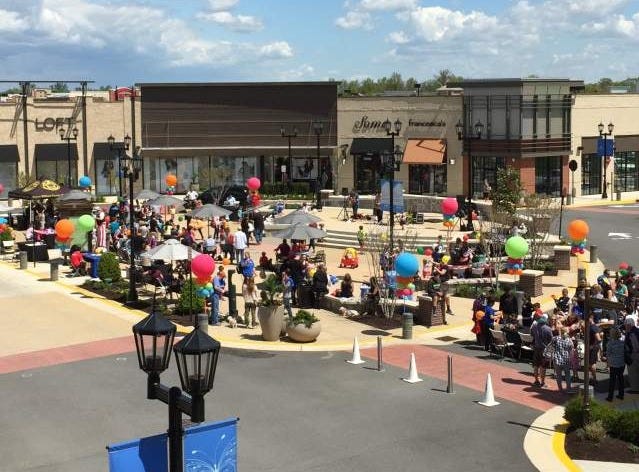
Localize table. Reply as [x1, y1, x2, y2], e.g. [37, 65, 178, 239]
[83, 253, 102, 279]
[18, 242, 49, 262]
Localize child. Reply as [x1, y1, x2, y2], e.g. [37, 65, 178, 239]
[357, 225, 366, 249]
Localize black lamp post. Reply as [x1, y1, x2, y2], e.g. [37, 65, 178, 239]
[455, 119, 484, 231]
[598, 121, 614, 199]
[118, 144, 143, 304]
[133, 312, 221, 472]
[59, 121, 78, 187]
[313, 120, 324, 210]
[280, 126, 298, 190]
[382, 118, 403, 252]
[108, 134, 132, 197]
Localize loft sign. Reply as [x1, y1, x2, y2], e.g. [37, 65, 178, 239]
[35, 117, 75, 131]
[352, 115, 445, 133]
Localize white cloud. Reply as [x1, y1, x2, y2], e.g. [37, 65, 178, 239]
[197, 11, 263, 32]
[276, 64, 315, 81]
[335, 10, 372, 29]
[388, 31, 410, 44]
[359, 0, 416, 11]
[207, 0, 239, 12]
[0, 9, 28, 33]
[408, 6, 499, 42]
[259, 41, 293, 58]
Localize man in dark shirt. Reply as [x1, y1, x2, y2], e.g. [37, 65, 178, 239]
[131, 230, 146, 256]
[531, 316, 553, 387]
[499, 286, 518, 323]
[276, 239, 291, 261]
[252, 211, 265, 244]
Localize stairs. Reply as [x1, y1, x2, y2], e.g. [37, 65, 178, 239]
[318, 228, 440, 250]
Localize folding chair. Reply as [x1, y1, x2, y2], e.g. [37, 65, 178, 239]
[518, 331, 534, 360]
[489, 329, 516, 360]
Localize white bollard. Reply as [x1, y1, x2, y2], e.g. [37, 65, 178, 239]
[478, 373, 500, 407]
[346, 336, 365, 364]
[402, 353, 423, 383]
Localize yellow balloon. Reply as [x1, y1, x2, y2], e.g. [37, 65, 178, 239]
[442, 255, 451, 264]
[381, 234, 388, 241]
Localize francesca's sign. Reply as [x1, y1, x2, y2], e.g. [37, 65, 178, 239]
[352, 115, 446, 133]
[34, 117, 76, 131]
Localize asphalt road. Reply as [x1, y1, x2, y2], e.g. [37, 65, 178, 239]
[0, 347, 539, 472]
[563, 202, 639, 269]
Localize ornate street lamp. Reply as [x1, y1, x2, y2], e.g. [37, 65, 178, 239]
[280, 126, 298, 189]
[382, 118, 402, 252]
[456, 119, 484, 231]
[598, 121, 614, 199]
[133, 313, 221, 472]
[59, 122, 79, 187]
[108, 133, 131, 197]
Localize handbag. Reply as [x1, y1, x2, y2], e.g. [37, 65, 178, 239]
[543, 342, 554, 360]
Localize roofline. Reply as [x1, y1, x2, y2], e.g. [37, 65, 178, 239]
[448, 78, 584, 87]
[136, 81, 340, 87]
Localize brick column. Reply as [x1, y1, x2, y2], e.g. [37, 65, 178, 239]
[553, 245, 572, 270]
[519, 270, 544, 297]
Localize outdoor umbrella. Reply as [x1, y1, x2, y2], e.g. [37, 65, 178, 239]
[273, 223, 327, 241]
[8, 179, 69, 200]
[275, 210, 322, 225]
[147, 195, 184, 208]
[191, 203, 231, 219]
[59, 189, 93, 201]
[141, 239, 201, 261]
[134, 189, 160, 201]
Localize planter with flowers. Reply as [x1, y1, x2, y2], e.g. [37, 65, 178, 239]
[286, 309, 321, 343]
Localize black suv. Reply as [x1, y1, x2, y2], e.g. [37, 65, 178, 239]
[198, 185, 249, 220]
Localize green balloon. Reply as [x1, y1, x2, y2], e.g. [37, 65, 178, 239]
[505, 235, 528, 259]
[78, 214, 95, 232]
[416, 246, 424, 255]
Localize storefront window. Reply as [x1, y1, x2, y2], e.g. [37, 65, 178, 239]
[95, 158, 118, 196]
[581, 154, 601, 196]
[408, 165, 447, 195]
[0, 162, 17, 198]
[354, 153, 382, 194]
[36, 160, 76, 186]
[614, 151, 638, 192]
[535, 156, 562, 196]
[471, 156, 505, 198]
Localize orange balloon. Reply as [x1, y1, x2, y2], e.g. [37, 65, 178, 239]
[567, 219, 589, 241]
[165, 174, 177, 187]
[55, 219, 75, 239]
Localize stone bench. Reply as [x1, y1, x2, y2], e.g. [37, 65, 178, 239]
[321, 294, 364, 314]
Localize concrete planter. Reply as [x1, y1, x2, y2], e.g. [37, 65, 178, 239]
[286, 321, 321, 343]
[257, 305, 285, 341]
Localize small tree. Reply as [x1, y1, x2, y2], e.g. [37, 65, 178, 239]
[491, 167, 523, 224]
[176, 279, 205, 315]
[98, 252, 122, 282]
[520, 193, 560, 269]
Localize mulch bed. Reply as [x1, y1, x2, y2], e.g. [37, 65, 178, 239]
[565, 428, 639, 464]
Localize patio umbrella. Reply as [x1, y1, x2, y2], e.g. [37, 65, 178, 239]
[8, 179, 70, 200]
[134, 189, 160, 201]
[273, 223, 327, 241]
[147, 195, 184, 208]
[59, 189, 93, 201]
[141, 239, 201, 261]
[275, 210, 322, 225]
[191, 203, 231, 219]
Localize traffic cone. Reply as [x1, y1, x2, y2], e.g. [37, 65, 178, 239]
[402, 352, 423, 383]
[346, 336, 365, 364]
[478, 373, 500, 407]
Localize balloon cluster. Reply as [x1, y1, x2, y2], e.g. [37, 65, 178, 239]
[441, 197, 458, 228]
[165, 174, 177, 195]
[78, 214, 96, 233]
[79, 176, 92, 188]
[619, 262, 630, 277]
[415, 246, 433, 256]
[567, 219, 589, 255]
[246, 177, 261, 207]
[191, 254, 216, 298]
[504, 235, 529, 275]
[55, 219, 75, 247]
[395, 252, 419, 300]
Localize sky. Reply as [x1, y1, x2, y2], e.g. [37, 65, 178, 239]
[0, 0, 637, 88]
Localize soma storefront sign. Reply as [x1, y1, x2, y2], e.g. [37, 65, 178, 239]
[352, 115, 446, 133]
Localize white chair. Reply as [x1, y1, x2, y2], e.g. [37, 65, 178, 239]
[518, 332, 534, 360]
[490, 328, 515, 360]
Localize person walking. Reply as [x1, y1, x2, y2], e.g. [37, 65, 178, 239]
[239, 252, 255, 281]
[282, 270, 295, 320]
[549, 327, 574, 393]
[253, 211, 264, 244]
[233, 226, 247, 263]
[531, 315, 553, 387]
[209, 271, 226, 326]
[606, 327, 627, 401]
[624, 317, 639, 392]
[242, 277, 259, 328]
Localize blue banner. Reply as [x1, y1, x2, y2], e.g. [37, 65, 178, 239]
[597, 137, 614, 157]
[380, 179, 404, 213]
[107, 417, 238, 472]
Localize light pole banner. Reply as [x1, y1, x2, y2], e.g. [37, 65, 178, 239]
[380, 179, 404, 213]
[597, 137, 614, 157]
[107, 417, 238, 471]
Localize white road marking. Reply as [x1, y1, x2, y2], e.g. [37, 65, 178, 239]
[608, 232, 632, 240]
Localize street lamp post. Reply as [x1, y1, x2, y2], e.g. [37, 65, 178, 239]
[133, 312, 221, 472]
[280, 126, 298, 190]
[313, 120, 324, 210]
[59, 121, 78, 187]
[455, 119, 484, 232]
[108, 134, 132, 197]
[598, 121, 614, 199]
[382, 118, 403, 252]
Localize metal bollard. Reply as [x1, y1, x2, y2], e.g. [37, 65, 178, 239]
[227, 269, 238, 318]
[197, 313, 209, 334]
[402, 311, 413, 340]
[577, 267, 586, 283]
[566, 194, 572, 205]
[19, 251, 27, 270]
[446, 354, 455, 394]
[377, 336, 385, 372]
[50, 261, 59, 281]
[589, 245, 598, 264]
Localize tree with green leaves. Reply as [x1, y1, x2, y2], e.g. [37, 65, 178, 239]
[492, 167, 523, 220]
[50, 82, 69, 93]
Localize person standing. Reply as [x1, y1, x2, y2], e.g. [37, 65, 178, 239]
[624, 317, 639, 392]
[282, 270, 295, 320]
[209, 271, 226, 326]
[239, 252, 255, 281]
[350, 190, 359, 219]
[606, 327, 626, 401]
[531, 315, 553, 387]
[233, 226, 247, 263]
[499, 286, 518, 324]
[242, 277, 259, 328]
[549, 327, 574, 393]
[312, 263, 329, 308]
[253, 211, 264, 244]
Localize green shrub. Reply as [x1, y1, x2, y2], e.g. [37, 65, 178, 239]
[576, 420, 606, 443]
[612, 410, 639, 444]
[288, 309, 319, 328]
[175, 279, 205, 315]
[98, 252, 122, 282]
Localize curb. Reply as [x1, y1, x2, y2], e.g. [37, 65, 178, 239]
[552, 422, 581, 472]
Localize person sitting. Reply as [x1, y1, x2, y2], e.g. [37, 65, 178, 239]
[69, 250, 87, 277]
[553, 288, 571, 314]
[311, 263, 329, 307]
[426, 272, 452, 315]
[275, 239, 291, 261]
[336, 273, 354, 298]
[363, 276, 381, 317]
[259, 251, 275, 272]
[433, 235, 445, 263]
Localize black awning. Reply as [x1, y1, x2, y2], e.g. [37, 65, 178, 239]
[34, 143, 79, 162]
[349, 138, 393, 155]
[92, 142, 123, 160]
[0, 145, 19, 162]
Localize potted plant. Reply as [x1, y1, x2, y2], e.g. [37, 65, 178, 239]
[257, 274, 285, 341]
[286, 309, 321, 343]
[0, 224, 14, 252]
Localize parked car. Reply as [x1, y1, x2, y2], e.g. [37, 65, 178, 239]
[198, 185, 249, 220]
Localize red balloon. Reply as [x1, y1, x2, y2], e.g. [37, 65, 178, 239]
[195, 276, 210, 285]
[0, 183, 4, 194]
[424, 247, 433, 256]
[246, 177, 261, 191]
[441, 197, 458, 215]
[191, 254, 215, 279]
[619, 262, 629, 270]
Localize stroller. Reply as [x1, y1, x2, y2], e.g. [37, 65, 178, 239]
[339, 247, 359, 269]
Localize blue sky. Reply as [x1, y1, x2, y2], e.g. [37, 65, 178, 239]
[0, 0, 637, 88]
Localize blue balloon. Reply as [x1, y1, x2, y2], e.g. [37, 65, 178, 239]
[395, 252, 420, 277]
[79, 175, 92, 187]
[0, 217, 6, 224]
[329, 275, 338, 285]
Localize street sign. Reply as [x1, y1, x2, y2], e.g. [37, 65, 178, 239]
[568, 160, 578, 172]
[597, 138, 615, 157]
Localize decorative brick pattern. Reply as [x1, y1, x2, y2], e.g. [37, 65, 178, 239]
[416, 295, 446, 327]
[553, 245, 571, 270]
[519, 270, 544, 297]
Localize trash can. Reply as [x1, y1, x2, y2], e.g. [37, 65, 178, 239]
[50, 261, 59, 281]
[360, 284, 370, 301]
[402, 311, 413, 340]
[298, 283, 314, 308]
[19, 251, 27, 270]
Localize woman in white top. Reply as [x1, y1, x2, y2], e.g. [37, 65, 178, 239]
[242, 277, 260, 328]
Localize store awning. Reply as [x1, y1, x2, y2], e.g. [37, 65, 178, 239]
[402, 139, 446, 165]
[34, 143, 79, 162]
[0, 145, 19, 162]
[349, 138, 393, 155]
[92, 142, 122, 160]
